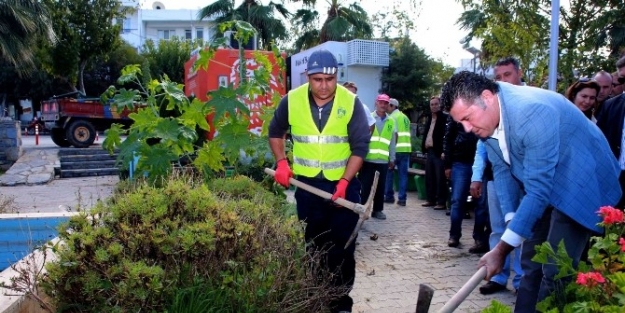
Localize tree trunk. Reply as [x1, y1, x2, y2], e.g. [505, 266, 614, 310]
[78, 59, 87, 96]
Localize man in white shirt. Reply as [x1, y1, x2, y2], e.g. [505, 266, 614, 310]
[441, 71, 621, 313]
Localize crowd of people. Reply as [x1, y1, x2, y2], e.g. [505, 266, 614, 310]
[268, 48, 625, 313]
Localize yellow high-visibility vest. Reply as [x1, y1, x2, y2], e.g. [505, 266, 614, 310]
[288, 84, 354, 180]
[366, 112, 395, 161]
[391, 109, 412, 153]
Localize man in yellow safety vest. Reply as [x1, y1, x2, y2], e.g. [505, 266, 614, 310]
[268, 49, 370, 313]
[360, 94, 397, 220]
[384, 98, 412, 206]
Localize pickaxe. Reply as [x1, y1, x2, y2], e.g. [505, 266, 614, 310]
[416, 267, 487, 313]
[264, 168, 379, 249]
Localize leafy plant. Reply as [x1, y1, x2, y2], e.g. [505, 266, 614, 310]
[481, 300, 513, 313]
[532, 206, 625, 312]
[102, 19, 284, 182]
[41, 175, 335, 312]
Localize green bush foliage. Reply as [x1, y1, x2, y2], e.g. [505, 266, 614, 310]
[41, 176, 331, 312]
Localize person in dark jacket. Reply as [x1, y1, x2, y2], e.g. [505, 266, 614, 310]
[596, 56, 625, 208]
[421, 96, 448, 210]
[443, 115, 490, 248]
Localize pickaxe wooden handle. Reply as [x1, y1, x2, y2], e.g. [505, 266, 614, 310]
[437, 267, 487, 313]
[264, 168, 379, 249]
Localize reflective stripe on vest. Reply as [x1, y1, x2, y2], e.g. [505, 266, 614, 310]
[366, 112, 395, 162]
[287, 84, 354, 180]
[391, 110, 412, 153]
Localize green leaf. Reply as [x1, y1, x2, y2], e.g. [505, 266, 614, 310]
[113, 88, 140, 110]
[102, 123, 124, 154]
[118, 64, 141, 84]
[209, 86, 248, 122]
[129, 108, 158, 129]
[136, 145, 178, 180]
[218, 119, 252, 165]
[532, 242, 555, 264]
[193, 141, 225, 173]
[153, 118, 181, 142]
[180, 99, 210, 131]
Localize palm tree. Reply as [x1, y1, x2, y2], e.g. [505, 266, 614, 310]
[197, 0, 290, 50]
[0, 0, 55, 73]
[319, 1, 372, 43]
[292, 0, 373, 51]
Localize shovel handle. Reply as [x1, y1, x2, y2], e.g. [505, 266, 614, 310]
[437, 267, 487, 313]
[264, 168, 358, 212]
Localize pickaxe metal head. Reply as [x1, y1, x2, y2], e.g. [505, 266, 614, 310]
[264, 168, 379, 249]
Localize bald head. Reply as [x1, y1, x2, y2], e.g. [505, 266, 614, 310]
[594, 70, 613, 102]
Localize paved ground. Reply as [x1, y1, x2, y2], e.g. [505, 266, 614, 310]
[0, 137, 518, 312]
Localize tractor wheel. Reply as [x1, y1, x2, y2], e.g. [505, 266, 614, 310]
[66, 120, 96, 148]
[50, 128, 71, 147]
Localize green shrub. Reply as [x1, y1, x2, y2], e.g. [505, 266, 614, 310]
[42, 175, 333, 312]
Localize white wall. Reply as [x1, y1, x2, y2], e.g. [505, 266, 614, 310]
[290, 41, 385, 113]
[290, 41, 347, 89]
[343, 66, 383, 113]
[119, 8, 214, 49]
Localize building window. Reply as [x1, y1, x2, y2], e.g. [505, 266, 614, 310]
[196, 27, 204, 40]
[123, 18, 132, 33]
[185, 29, 192, 40]
[157, 30, 175, 40]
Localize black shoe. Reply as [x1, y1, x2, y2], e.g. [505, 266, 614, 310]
[383, 198, 395, 204]
[445, 209, 451, 216]
[479, 281, 507, 295]
[397, 200, 406, 206]
[447, 238, 460, 248]
[433, 205, 446, 210]
[421, 202, 436, 207]
[372, 211, 387, 220]
[464, 212, 471, 219]
[468, 241, 489, 254]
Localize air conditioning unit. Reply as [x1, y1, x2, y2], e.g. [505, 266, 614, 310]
[224, 31, 258, 50]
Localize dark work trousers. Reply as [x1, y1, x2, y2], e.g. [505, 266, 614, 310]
[425, 149, 447, 206]
[515, 207, 592, 313]
[294, 176, 361, 313]
[359, 161, 389, 213]
[617, 170, 625, 209]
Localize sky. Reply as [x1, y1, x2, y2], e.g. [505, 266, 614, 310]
[144, 0, 474, 66]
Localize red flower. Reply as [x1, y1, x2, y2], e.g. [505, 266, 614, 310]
[576, 272, 606, 287]
[619, 238, 625, 252]
[597, 206, 624, 225]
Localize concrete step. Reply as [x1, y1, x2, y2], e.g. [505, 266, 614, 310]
[59, 168, 119, 178]
[60, 154, 118, 163]
[60, 159, 117, 170]
[58, 148, 119, 156]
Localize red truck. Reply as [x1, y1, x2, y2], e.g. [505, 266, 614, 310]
[41, 92, 134, 148]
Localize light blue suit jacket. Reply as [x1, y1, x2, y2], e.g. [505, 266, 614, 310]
[483, 83, 621, 238]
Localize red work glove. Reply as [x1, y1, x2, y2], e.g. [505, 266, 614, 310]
[274, 159, 293, 188]
[331, 178, 350, 201]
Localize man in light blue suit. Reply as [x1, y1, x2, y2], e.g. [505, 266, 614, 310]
[441, 71, 621, 313]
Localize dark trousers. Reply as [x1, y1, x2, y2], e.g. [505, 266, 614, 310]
[359, 161, 389, 213]
[617, 170, 625, 209]
[471, 178, 491, 244]
[294, 176, 361, 313]
[425, 150, 447, 206]
[515, 207, 592, 313]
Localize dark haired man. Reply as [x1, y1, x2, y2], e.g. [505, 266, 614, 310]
[596, 56, 625, 209]
[474, 57, 524, 295]
[269, 49, 370, 313]
[441, 71, 621, 313]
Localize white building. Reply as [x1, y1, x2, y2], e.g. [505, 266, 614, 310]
[290, 40, 390, 111]
[118, 1, 216, 49]
[454, 58, 494, 79]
